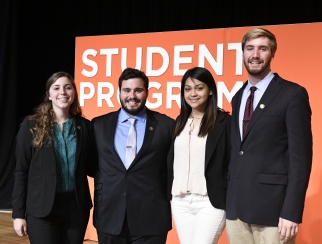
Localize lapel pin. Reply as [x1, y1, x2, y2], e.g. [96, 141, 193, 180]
[149, 127, 154, 131]
[77, 126, 81, 130]
[259, 104, 265, 109]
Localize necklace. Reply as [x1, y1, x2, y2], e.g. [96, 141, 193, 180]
[189, 120, 195, 135]
[190, 114, 203, 119]
[189, 114, 202, 134]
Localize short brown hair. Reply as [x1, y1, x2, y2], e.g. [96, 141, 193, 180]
[241, 28, 277, 54]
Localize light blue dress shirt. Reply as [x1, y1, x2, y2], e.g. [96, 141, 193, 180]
[114, 108, 147, 167]
[239, 71, 274, 138]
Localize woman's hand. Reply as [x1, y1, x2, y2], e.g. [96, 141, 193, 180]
[13, 218, 27, 236]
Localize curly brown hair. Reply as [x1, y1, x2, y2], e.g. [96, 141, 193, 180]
[26, 71, 82, 149]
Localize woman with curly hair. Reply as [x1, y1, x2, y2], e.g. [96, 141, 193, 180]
[12, 71, 97, 244]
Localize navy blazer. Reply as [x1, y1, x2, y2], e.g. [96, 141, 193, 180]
[12, 116, 96, 219]
[167, 109, 231, 210]
[92, 108, 175, 236]
[226, 73, 312, 226]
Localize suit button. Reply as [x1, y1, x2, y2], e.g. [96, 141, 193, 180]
[239, 151, 244, 155]
[123, 192, 127, 197]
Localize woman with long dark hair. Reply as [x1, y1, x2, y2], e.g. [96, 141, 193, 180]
[168, 67, 231, 243]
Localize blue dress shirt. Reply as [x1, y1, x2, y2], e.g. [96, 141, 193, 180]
[114, 108, 147, 167]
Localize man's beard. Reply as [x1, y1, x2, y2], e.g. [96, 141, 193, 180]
[244, 58, 271, 77]
[120, 98, 146, 116]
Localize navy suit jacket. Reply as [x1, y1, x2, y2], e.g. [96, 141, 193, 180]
[92, 108, 175, 236]
[226, 73, 312, 226]
[167, 109, 231, 210]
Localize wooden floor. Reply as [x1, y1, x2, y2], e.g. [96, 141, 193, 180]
[0, 211, 97, 244]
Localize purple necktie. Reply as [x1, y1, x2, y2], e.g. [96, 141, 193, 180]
[242, 86, 257, 138]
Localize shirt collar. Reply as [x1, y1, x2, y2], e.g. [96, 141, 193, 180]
[119, 107, 147, 123]
[246, 71, 274, 92]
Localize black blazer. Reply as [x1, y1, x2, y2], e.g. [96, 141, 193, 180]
[167, 109, 231, 210]
[91, 108, 175, 236]
[226, 73, 312, 226]
[12, 116, 96, 219]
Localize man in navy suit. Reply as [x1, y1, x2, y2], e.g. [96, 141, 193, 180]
[91, 68, 175, 243]
[226, 28, 312, 244]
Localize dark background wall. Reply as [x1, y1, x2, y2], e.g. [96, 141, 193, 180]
[1, 0, 321, 209]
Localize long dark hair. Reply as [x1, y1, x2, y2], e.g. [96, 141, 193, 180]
[173, 67, 218, 138]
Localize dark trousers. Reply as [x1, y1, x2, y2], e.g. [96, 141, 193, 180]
[97, 216, 168, 244]
[27, 192, 90, 244]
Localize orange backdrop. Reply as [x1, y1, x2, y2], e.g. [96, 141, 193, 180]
[75, 23, 322, 243]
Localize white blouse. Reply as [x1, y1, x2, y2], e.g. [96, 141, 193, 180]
[172, 118, 208, 196]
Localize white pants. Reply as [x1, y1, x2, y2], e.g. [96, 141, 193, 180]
[171, 194, 226, 244]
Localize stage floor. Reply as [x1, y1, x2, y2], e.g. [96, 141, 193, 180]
[0, 211, 97, 244]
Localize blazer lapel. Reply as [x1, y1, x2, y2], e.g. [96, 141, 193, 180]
[128, 110, 157, 169]
[99, 111, 124, 169]
[234, 82, 247, 142]
[243, 75, 282, 139]
[109, 111, 125, 168]
[205, 112, 225, 168]
[74, 118, 82, 168]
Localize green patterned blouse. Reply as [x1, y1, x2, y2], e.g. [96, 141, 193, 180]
[53, 118, 77, 193]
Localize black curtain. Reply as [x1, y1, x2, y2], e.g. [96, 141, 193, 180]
[0, 0, 17, 210]
[1, 0, 321, 209]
